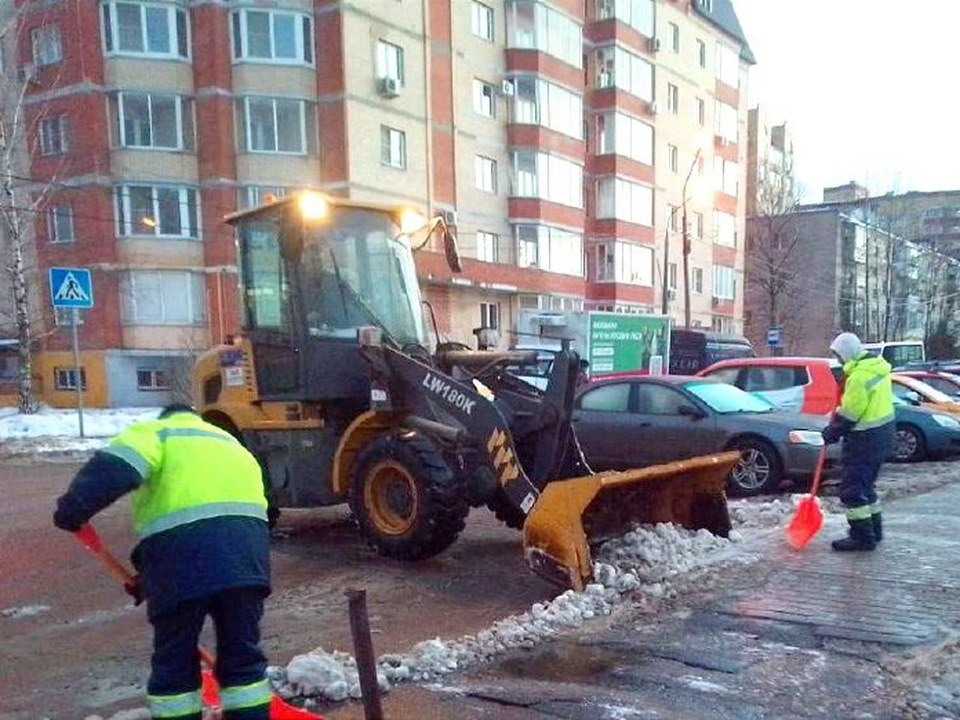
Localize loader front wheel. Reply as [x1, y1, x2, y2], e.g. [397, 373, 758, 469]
[350, 436, 468, 561]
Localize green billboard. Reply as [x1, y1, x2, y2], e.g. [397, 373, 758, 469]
[587, 312, 671, 377]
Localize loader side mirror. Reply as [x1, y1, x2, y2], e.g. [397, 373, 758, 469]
[443, 229, 463, 273]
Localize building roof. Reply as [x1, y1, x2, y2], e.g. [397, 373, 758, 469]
[692, 0, 756, 65]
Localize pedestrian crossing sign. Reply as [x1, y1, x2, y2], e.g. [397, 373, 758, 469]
[50, 267, 94, 309]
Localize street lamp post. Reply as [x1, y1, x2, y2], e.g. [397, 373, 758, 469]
[661, 149, 702, 325]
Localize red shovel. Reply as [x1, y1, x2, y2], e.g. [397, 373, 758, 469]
[785, 446, 827, 549]
[73, 524, 322, 719]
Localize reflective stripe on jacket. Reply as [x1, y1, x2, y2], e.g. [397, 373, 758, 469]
[100, 412, 267, 539]
[837, 354, 895, 431]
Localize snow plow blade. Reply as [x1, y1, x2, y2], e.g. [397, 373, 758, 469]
[522, 452, 740, 590]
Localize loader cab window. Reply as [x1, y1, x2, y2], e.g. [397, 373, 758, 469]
[238, 218, 292, 333]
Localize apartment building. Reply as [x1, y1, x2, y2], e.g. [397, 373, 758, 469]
[3, 0, 753, 407]
[745, 105, 795, 216]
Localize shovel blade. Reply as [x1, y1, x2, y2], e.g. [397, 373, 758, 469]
[785, 495, 823, 549]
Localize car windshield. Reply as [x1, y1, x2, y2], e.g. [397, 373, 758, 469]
[684, 381, 774, 414]
[902, 378, 955, 404]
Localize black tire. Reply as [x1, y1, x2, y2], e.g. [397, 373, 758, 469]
[486, 491, 526, 531]
[349, 436, 468, 560]
[893, 423, 927, 463]
[727, 437, 783, 496]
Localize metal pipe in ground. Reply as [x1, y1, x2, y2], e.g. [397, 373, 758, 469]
[346, 588, 383, 720]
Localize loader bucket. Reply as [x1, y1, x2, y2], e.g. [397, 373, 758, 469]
[522, 451, 741, 590]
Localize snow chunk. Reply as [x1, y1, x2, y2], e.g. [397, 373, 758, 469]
[2, 604, 50, 619]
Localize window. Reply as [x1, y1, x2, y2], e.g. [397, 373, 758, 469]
[506, 2, 582, 68]
[55, 367, 86, 391]
[47, 205, 74, 243]
[472, 1, 495, 41]
[380, 126, 406, 168]
[596, 177, 653, 226]
[511, 151, 583, 208]
[473, 79, 496, 118]
[668, 206, 679, 232]
[32, 25, 62, 66]
[239, 97, 311, 154]
[668, 144, 678, 172]
[714, 211, 736, 246]
[715, 100, 738, 143]
[703, 366, 739, 385]
[716, 43, 739, 87]
[477, 231, 500, 263]
[636, 384, 686, 415]
[120, 270, 207, 324]
[697, 39, 706, 68]
[515, 225, 583, 276]
[511, 77, 583, 139]
[579, 383, 630, 412]
[231, 9, 313, 64]
[475, 155, 498, 193]
[595, 241, 653, 285]
[712, 264, 735, 299]
[377, 40, 405, 84]
[714, 157, 738, 196]
[115, 185, 199, 239]
[667, 262, 678, 290]
[693, 212, 704, 239]
[669, 22, 680, 53]
[103, 3, 189, 58]
[596, 0, 654, 37]
[667, 83, 679, 114]
[39, 116, 69, 156]
[596, 112, 653, 165]
[114, 93, 194, 150]
[711, 316, 731, 333]
[596, 47, 653, 101]
[238, 185, 287, 209]
[742, 366, 809, 392]
[137, 368, 171, 391]
[480, 302, 500, 330]
[693, 267, 704, 294]
[696, 97, 706, 126]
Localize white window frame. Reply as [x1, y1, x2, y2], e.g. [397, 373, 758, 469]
[667, 83, 679, 114]
[116, 185, 200, 240]
[697, 38, 707, 68]
[477, 231, 500, 263]
[516, 224, 584, 276]
[102, 2, 190, 59]
[596, 46, 653, 101]
[669, 22, 680, 53]
[668, 144, 678, 173]
[136, 367, 171, 391]
[668, 262, 678, 290]
[238, 185, 288, 209]
[55, 366, 87, 390]
[48, 205, 75, 243]
[511, 151, 583, 209]
[713, 157, 738, 196]
[471, 1, 495, 41]
[716, 43, 739, 87]
[380, 126, 407, 169]
[473, 79, 496, 118]
[715, 100, 738, 143]
[117, 92, 190, 150]
[506, 2, 582, 69]
[511, 76, 583, 139]
[230, 9, 313, 66]
[596, 177, 654, 226]
[595, 241, 653, 286]
[120, 270, 207, 325]
[32, 25, 62, 66]
[376, 40, 405, 85]
[242, 97, 308, 155]
[596, 0, 654, 37]
[714, 211, 737, 247]
[712, 264, 735, 300]
[39, 115, 69, 156]
[696, 97, 706, 126]
[597, 112, 654, 165]
[475, 155, 498, 193]
[693, 267, 704, 294]
[480, 301, 501, 330]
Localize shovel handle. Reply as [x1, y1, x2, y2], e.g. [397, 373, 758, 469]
[808, 446, 827, 497]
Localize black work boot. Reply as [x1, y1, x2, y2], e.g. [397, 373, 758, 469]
[872, 512, 883, 542]
[831, 518, 877, 552]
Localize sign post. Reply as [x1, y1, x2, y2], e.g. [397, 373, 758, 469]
[767, 326, 783, 357]
[49, 267, 94, 438]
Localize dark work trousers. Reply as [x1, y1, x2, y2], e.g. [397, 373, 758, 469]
[839, 423, 894, 511]
[148, 586, 269, 720]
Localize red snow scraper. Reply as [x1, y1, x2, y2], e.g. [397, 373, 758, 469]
[73, 524, 322, 719]
[785, 446, 827, 549]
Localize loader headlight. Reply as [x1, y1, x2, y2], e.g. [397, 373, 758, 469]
[933, 414, 960, 429]
[298, 191, 328, 220]
[789, 430, 824, 446]
[399, 209, 428, 234]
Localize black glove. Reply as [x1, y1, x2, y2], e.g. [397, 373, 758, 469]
[822, 424, 843, 445]
[53, 507, 84, 532]
[124, 576, 145, 606]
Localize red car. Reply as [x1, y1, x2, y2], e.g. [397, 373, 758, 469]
[698, 357, 841, 416]
[895, 370, 960, 399]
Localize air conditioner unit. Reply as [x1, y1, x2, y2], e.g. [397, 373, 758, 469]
[667, 288, 677, 300]
[711, 296, 721, 307]
[648, 37, 661, 52]
[441, 209, 458, 227]
[18, 63, 38, 85]
[648, 101, 659, 115]
[378, 76, 401, 98]
[500, 79, 515, 97]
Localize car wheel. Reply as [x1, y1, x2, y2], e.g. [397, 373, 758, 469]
[727, 438, 783, 496]
[893, 423, 927, 463]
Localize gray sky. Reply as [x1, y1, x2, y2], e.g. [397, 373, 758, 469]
[734, 0, 960, 201]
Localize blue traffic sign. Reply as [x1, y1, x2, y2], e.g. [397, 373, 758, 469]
[50, 267, 94, 309]
[766, 326, 782, 347]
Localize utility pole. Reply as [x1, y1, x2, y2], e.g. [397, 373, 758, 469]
[681, 149, 702, 329]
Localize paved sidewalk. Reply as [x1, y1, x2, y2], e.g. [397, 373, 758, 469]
[330, 482, 960, 719]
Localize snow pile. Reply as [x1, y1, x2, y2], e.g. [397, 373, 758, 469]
[273, 523, 736, 702]
[0, 407, 159, 440]
[1, 604, 50, 619]
[729, 497, 799, 529]
[83, 711, 150, 720]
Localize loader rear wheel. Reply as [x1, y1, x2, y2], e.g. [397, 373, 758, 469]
[350, 436, 468, 561]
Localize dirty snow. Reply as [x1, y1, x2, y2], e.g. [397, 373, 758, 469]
[0, 407, 159, 456]
[1, 604, 50, 619]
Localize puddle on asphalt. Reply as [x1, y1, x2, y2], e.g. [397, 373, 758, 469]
[495, 642, 643, 683]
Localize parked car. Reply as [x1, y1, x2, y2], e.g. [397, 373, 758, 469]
[862, 340, 926, 367]
[699, 357, 960, 462]
[572, 376, 839, 496]
[895, 370, 960, 399]
[668, 329, 754, 375]
[891, 374, 960, 416]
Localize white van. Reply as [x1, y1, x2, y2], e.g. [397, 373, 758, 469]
[861, 340, 925, 368]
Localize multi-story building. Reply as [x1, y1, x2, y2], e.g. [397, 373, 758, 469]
[745, 105, 795, 216]
[3, 0, 753, 407]
[743, 186, 960, 357]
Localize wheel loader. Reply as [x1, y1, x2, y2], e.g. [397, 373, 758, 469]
[192, 191, 738, 590]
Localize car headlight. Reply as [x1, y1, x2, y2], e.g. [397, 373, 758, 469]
[932, 414, 960, 429]
[789, 430, 825, 446]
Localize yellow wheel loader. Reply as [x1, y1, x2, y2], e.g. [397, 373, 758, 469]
[193, 192, 738, 590]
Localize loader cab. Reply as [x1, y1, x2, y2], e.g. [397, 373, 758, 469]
[232, 193, 430, 403]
